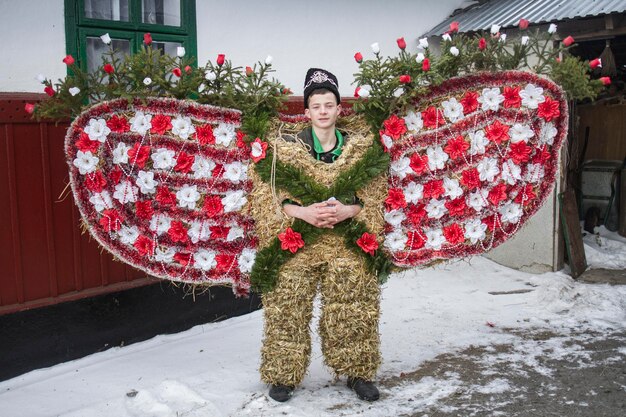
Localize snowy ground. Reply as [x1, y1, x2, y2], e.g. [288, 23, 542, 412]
[1, 229, 625, 417]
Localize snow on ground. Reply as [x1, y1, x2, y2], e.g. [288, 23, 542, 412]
[1, 232, 625, 417]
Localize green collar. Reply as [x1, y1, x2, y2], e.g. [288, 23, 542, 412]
[311, 128, 344, 161]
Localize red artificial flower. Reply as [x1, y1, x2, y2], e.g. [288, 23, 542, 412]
[383, 114, 408, 140]
[174, 252, 193, 266]
[519, 18, 529, 30]
[109, 165, 123, 185]
[174, 151, 195, 173]
[245, 66, 253, 76]
[210, 226, 229, 239]
[508, 141, 532, 164]
[406, 230, 426, 250]
[134, 235, 155, 257]
[155, 186, 177, 206]
[212, 164, 223, 178]
[514, 183, 536, 206]
[600, 76, 611, 86]
[537, 96, 560, 122]
[589, 58, 601, 69]
[99, 209, 123, 232]
[103, 63, 114, 74]
[195, 124, 215, 145]
[75, 132, 101, 153]
[354, 52, 363, 63]
[106, 115, 130, 132]
[562, 36, 575, 47]
[488, 183, 508, 206]
[385, 188, 408, 210]
[423, 179, 444, 199]
[422, 58, 430, 71]
[168, 221, 189, 243]
[397, 37, 407, 50]
[555, 57, 561, 63]
[127, 143, 150, 168]
[216, 54, 225, 66]
[399, 74, 411, 84]
[172, 67, 182, 77]
[485, 120, 510, 144]
[356, 232, 379, 255]
[443, 223, 465, 244]
[410, 153, 429, 174]
[135, 200, 154, 220]
[407, 204, 427, 226]
[143, 33, 153, 45]
[150, 114, 172, 135]
[281, 87, 292, 95]
[84, 170, 107, 193]
[185, 65, 192, 74]
[354, 87, 360, 98]
[461, 91, 479, 114]
[478, 37, 487, 50]
[461, 167, 481, 190]
[44, 86, 55, 97]
[24, 103, 35, 114]
[444, 135, 469, 159]
[215, 254, 237, 274]
[482, 213, 501, 231]
[63, 55, 75, 65]
[203, 195, 224, 218]
[445, 198, 467, 217]
[250, 137, 268, 163]
[449, 21, 460, 33]
[503, 86, 521, 108]
[278, 227, 305, 253]
[422, 106, 445, 129]
[532, 145, 552, 164]
[236, 130, 247, 148]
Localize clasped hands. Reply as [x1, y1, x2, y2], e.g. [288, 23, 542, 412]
[283, 197, 361, 229]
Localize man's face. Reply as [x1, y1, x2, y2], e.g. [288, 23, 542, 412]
[305, 92, 341, 130]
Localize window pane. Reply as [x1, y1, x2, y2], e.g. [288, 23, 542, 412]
[86, 37, 130, 73]
[151, 40, 182, 59]
[84, 0, 130, 21]
[142, 0, 181, 26]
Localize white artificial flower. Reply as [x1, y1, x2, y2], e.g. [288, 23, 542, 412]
[465, 219, 488, 244]
[415, 52, 425, 63]
[539, 122, 558, 145]
[192, 156, 216, 179]
[519, 84, 545, 109]
[442, 33, 452, 42]
[491, 24, 501, 35]
[468, 188, 489, 212]
[176, 184, 200, 209]
[223, 161, 248, 184]
[265, 55, 273, 65]
[151, 148, 176, 170]
[154, 247, 176, 263]
[441, 97, 464, 122]
[129, 111, 152, 136]
[404, 110, 423, 132]
[443, 177, 463, 199]
[73, 150, 99, 174]
[112, 142, 129, 164]
[499, 202, 523, 224]
[501, 159, 522, 185]
[450, 46, 459, 56]
[426, 199, 447, 219]
[390, 157, 411, 180]
[477, 157, 500, 182]
[525, 163, 545, 183]
[84, 118, 111, 143]
[468, 130, 489, 155]
[136, 170, 158, 194]
[425, 228, 446, 250]
[227, 226, 244, 242]
[177, 46, 186, 57]
[205, 71, 216, 81]
[370, 42, 380, 54]
[356, 86, 370, 98]
[89, 190, 112, 212]
[118, 225, 139, 245]
[69, 87, 81, 96]
[384, 230, 406, 252]
[381, 134, 393, 151]
[149, 214, 172, 235]
[187, 220, 211, 243]
[427, 146, 449, 171]
[194, 249, 217, 271]
[238, 248, 256, 273]
[213, 123, 236, 147]
[100, 33, 112, 45]
[521, 36, 529, 45]
[404, 182, 424, 204]
[548, 23, 557, 34]
[171, 115, 195, 140]
[113, 180, 137, 204]
[222, 190, 247, 212]
[509, 123, 535, 143]
[478, 87, 505, 111]
[499, 33, 507, 43]
[384, 209, 406, 227]
[36, 73, 46, 83]
[143, 77, 152, 85]
[198, 83, 206, 93]
[418, 37, 429, 49]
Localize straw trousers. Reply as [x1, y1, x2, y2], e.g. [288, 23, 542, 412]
[260, 233, 381, 386]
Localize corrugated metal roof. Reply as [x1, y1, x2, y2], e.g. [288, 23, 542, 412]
[423, 0, 626, 36]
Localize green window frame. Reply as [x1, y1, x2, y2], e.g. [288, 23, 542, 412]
[64, 0, 197, 72]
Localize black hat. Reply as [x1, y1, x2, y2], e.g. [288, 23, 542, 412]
[303, 68, 340, 108]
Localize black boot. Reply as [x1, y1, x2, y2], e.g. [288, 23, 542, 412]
[347, 377, 380, 401]
[268, 384, 294, 402]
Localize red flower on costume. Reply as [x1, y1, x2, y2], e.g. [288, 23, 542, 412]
[216, 54, 225, 66]
[236, 131, 247, 149]
[127, 143, 151, 168]
[212, 164, 223, 178]
[537, 96, 560, 121]
[422, 106, 445, 129]
[75, 132, 101, 153]
[44, 86, 55, 97]
[174, 252, 193, 266]
[195, 124, 215, 145]
[406, 230, 426, 249]
[103, 64, 114, 74]
[488, 183, 508, 206]
[410, 153, 429, 174]
[109, 165, 123, 185]
[461, 91, 479, 114]
[278, 227, 305, 254]
[250, 137, 268, 163]
[210, 226, 229, 239]
[100, 209, 124, 232]
[397, 37, 407, 50]
[203, 195, 224, 218]
[515, 184, 536, 206]
[134, 235, 155, 256]
[357, 232, 379, 255]
[508, 141, 532, 164]
[155, 186, 177, 207]
[135, 200, 154, 220]
[215, 254, 237, 274]
[168, 221, 189, 243]
[106, 115, 130, 132]
[445, 198, 467, 217]
[383, 114, 408, 139]
[407, 204, 427, 226]
[151, 114, 172, 135]
[444, 135, 469, 159]
[482, 213, 501, 231]
[84, 170, 107, 193]
[385, 188, 407, 210]
[485, 120, 510, 144]
[143, 33, 153, 45]
[174, 151, 195, 173]
[63, 55, 75, 65]
[478, 37, 487, 50]
[461, 167, 481, 190]
[172, 68, 182, 77]
[443, 223, 465, 244]
[532, 145, 551, 164]
[503, 86, 521, 108]
[422, 58, 430, 71]
[354, 52, 363, 63]
[423, 179, 444, 199]
[399, 74, 411, 84]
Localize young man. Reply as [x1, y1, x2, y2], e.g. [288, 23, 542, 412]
[260, 68, 381, 403]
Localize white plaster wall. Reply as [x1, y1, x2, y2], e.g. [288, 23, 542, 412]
[0, 0, 67, 92]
